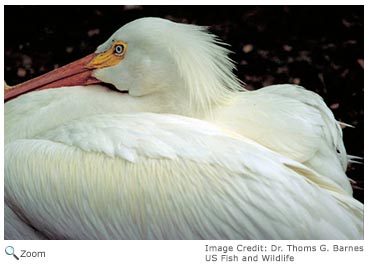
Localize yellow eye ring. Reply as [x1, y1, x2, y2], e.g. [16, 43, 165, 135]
[114, 44, 124, 55]
[87, 40, 127, 69]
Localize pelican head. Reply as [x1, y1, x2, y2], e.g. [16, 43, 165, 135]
[5, 17, 243, 115]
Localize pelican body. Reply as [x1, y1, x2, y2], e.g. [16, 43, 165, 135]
[4, 17, 362, 239]
[5, 100, 363, 239]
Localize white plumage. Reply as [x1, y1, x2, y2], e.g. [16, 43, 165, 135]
[90, 18, 352, 193]
[4, 17, 362, 239]
[5, 109, 363, 239]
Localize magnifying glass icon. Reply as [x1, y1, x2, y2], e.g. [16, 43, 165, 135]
[5, 246, 19, 260]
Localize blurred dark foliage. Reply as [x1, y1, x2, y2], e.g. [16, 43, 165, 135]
[4, 5, 363, 202]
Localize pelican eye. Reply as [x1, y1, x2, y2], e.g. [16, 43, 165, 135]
[114, 44, 125, 55]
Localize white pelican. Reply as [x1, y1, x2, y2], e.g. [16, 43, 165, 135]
[5, 17, 362, 239]
[5, 109, 363, 239]
[5, 17, 354, 195]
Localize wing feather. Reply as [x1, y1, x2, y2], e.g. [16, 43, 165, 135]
[212, 84, 352, 193]
[5, 114, 363, 239]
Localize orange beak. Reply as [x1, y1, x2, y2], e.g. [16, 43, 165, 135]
[4, 53, 101, 102]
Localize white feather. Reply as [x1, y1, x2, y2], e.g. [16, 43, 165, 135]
[5, 112, 362, 239]
[91, 18, 354, 194]
[5, 17, 361, 240]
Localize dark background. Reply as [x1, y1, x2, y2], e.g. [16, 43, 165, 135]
[4, 6, 363, 202]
